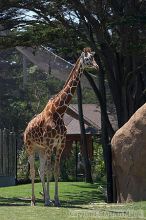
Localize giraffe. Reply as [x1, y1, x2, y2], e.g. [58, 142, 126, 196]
[24, 47, 99, 206]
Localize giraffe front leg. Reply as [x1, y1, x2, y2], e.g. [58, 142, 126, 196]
[54, 160, 61, 207]
[39, 151, 53, 206]
[38, 152, 50, 206]
[46, 157, 53, 203]
[28, 154, 35, 206]
[54, 146, 65, 207]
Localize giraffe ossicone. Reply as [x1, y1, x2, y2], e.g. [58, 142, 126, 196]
[24, 47, 99, 206]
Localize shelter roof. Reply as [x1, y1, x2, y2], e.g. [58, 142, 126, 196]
[64, 104, 117, 135]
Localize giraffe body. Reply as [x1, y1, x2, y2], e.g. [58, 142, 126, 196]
[24, 102, 67, 154]
[24, 100, 67, 206]
[24, 47, 98, 206]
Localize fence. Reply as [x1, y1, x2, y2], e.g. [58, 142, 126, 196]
[0, 128, 16, 186]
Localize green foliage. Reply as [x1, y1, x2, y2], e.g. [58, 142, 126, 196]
[17, 140, 106, 183]
[92, 139, 105, 182]
[17, 148, 29, 180]
[0, 49, 65, 131]
[0, 48, 98, 133]
[0, 49, 29, 130]
[82, 88, 97, 104]
[60, 143, 80, 181]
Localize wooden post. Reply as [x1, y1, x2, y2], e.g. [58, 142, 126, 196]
[2, 128, 8, 176]
[12, 131, 16, 179]
[87, 136, 93, 160]
[9, 132, 13, 176]
[0, 129, 3, 175]
[75, 141, 78, 181]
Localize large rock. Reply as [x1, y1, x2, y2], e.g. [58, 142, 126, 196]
[111, 103, 146, 202]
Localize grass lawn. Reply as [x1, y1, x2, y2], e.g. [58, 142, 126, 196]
[0, 182, 145, 220]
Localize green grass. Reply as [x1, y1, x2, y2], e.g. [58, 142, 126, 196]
[0, 182, 105, 206]
[0, 182, 146, 220]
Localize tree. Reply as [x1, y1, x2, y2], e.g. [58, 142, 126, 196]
[77, 82, 93, 183]
[0, 48, 64, 131]
[1, 1, 146, 193]
[1, 0, 146, 128]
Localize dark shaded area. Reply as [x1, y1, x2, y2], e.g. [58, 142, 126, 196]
[64, 183, 105, 206]
[0, 184, 105, 207]
[0, 197, 31, 206]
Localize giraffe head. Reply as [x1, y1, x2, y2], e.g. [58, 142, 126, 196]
[80, 47, 99, 71]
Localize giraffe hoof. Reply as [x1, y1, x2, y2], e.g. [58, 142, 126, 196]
[54, 200, 61, 207]
[31, 201, 35, 206]
[44, 200, 53, 207]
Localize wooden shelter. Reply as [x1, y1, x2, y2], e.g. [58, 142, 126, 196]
[62, 103, 117, 158]
[62, 104, 101, 159]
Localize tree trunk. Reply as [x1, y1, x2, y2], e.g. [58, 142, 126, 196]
[77, 82, 93, 183]
[84, 71, 115, 139]
[98, 64, 114, 203]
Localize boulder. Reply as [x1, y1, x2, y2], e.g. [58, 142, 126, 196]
[111, 103, 146, 202]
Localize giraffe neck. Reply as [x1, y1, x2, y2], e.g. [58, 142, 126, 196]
[52, 58, 83, 117]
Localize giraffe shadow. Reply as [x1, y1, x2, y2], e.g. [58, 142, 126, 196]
[61, 191, 105, 208]
[0, 183, 105, 207]
[0, 191, 104, 208]
[0, 196, 31, 206]
[0, 197, 88, 209]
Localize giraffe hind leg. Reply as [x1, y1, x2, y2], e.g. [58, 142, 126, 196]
[39, 151, 52, 206]
[28, 154, 35, 206]
[54, 145, 65, 207]
[46, 156, 53, 205]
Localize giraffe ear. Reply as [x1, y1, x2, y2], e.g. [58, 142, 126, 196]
[80, 52, 85, 58]
[91, 51, 95, 56]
